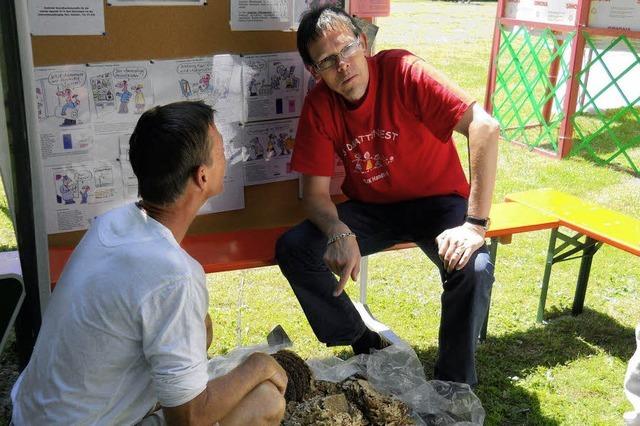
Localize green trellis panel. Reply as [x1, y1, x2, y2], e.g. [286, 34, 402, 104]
[492, 26, 640, 175]
[492, 26, 574, 154]
[570, 33, 640, 175]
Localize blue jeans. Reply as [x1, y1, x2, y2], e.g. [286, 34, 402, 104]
[275, 195, 494, 386]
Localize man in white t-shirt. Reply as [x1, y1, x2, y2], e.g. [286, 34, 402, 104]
[625, 324, 640, 425]
[11, 101, 287, 425]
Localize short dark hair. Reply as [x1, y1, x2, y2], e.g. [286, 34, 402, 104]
[297, 6, 361, 67]
[129, 101, 214, 205]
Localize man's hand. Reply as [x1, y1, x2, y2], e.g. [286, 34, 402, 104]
[246, 352, 288, 396]
[436, 222, 486, 273]
[323, 233, 360, 297]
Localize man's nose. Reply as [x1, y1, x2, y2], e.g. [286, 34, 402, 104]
[335, 56, 349, 72]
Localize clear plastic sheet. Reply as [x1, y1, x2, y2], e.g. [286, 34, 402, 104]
[207, 328, 485, 425]
[307, 342, 485, 425]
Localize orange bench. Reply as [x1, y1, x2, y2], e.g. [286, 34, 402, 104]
[48, 202, 559, 341]
[506, 188, 640, 322]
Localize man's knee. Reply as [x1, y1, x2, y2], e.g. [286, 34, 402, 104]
[253, 381, 286, 424]
[275, 228, 299, 265]
[275, 223, 322, 267]
[455, 251, 494, 291]
[472, 251, 494, 279]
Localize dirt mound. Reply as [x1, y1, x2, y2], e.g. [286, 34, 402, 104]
[272, 350, 414, 425]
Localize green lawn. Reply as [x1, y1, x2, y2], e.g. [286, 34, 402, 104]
[2, 1, 639, 424]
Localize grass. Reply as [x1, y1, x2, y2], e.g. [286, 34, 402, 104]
[2, 1, 640, 424]
[0, 181, 16, 251]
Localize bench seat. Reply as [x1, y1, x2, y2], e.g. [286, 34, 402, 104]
[505, 188, 640, 321]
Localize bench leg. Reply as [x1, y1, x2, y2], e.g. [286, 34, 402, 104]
[480, 238, 499, 342]
[538, 228, 559, 322]
[359, 256, 369, 305]
[572, 236, 598, 316]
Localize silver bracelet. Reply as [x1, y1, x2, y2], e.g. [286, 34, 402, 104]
[327, 232, 356, 246]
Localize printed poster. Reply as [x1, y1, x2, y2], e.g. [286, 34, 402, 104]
[231, 0, 348, 31]
[152, 55, 243, 123]
[242, 52, 304, 122]
[199, 122, 245, 214]
[241, 119, 298, 185]
[87, 61, 154, 127]
[589, 0, 640, 31]
[34, 66, 94, 163]
[45, 161, 124, 233]
[30, 0, 105, 36]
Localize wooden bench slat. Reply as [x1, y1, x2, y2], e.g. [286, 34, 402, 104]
[49, 227, 290, 286]
[487, 202, 559, 237]
[506, 189, 640, 256]
[48, 203, 561, 287]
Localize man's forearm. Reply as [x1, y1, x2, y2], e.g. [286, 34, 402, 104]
[303, 193, 350, 237]
[466, 114, 500, 219]
[199, 358, 268, 421]
[164, 354, 276, 424]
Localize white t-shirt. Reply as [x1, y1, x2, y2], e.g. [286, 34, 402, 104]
[11, 203, 209, 425]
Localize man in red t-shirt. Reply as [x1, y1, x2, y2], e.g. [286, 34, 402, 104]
[276, 6, 499, 386]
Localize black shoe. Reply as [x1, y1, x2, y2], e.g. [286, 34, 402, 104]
[352, 330, 393, 355]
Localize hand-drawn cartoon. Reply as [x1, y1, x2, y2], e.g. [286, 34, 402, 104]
[249, 78, 259, 97]
[285, 66, 300, 89]
[56, 88, 80, 126]
[266, 134, 278, 160]
[277, 133, 292, 155]
[115, 80, 132, 114]
[58, 175, 76, 204]
[198, 73, 213, 95]
[90, 73, 115, 116]
[133, 84, 145, 114]
[80, 185, 90, 204]
[246, 137, 265, 161]
[179, 79, 193, 98]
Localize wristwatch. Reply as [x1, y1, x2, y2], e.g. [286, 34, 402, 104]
[464, 215, 491, 230]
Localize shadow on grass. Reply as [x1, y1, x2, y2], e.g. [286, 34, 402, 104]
[336, 307, 635, 425]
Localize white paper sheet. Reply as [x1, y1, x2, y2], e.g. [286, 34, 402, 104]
[109, 0, 204, 5]
[30, 0, 105, 36]
[198, 122, 245, 214]
[241, 119, 299, 185]
[34, 66, 95, 165]
[242, 52, 304, 122]
[231, 0, 293, 31]
[44, 160, 125, 233]
[231, 0, 348, 31]
[152, 55, 243, 123]
[87, 61, 155, 125]
[589, 0, 640, 31]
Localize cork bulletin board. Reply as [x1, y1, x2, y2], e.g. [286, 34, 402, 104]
[32, 1, 309, 249]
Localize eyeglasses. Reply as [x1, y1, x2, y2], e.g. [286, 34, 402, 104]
[313, 39, 361, 72]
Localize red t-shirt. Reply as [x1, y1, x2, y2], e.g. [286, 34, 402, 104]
[292, 49, 473, 203]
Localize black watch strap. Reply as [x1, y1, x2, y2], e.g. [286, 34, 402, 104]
[464, 215, 490, 229]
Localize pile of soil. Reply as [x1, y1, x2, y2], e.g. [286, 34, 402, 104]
[271, 350, 414, 426]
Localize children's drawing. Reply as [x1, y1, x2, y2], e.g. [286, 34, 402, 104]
[115, 80, 132, 114]
[53, 165, 115, 205]
[89, 72, 115, 116]
[34, 68, 90, 128]
[133, 84, 145, 114]
[86, 63, 152, 122]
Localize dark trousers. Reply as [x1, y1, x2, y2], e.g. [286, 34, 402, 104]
[275, 195, 494, 386]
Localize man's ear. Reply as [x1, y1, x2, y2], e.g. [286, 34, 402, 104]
[360, 33, 370, 56]
[194, 165, 208, 191]
[306, 64, 321, 81]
